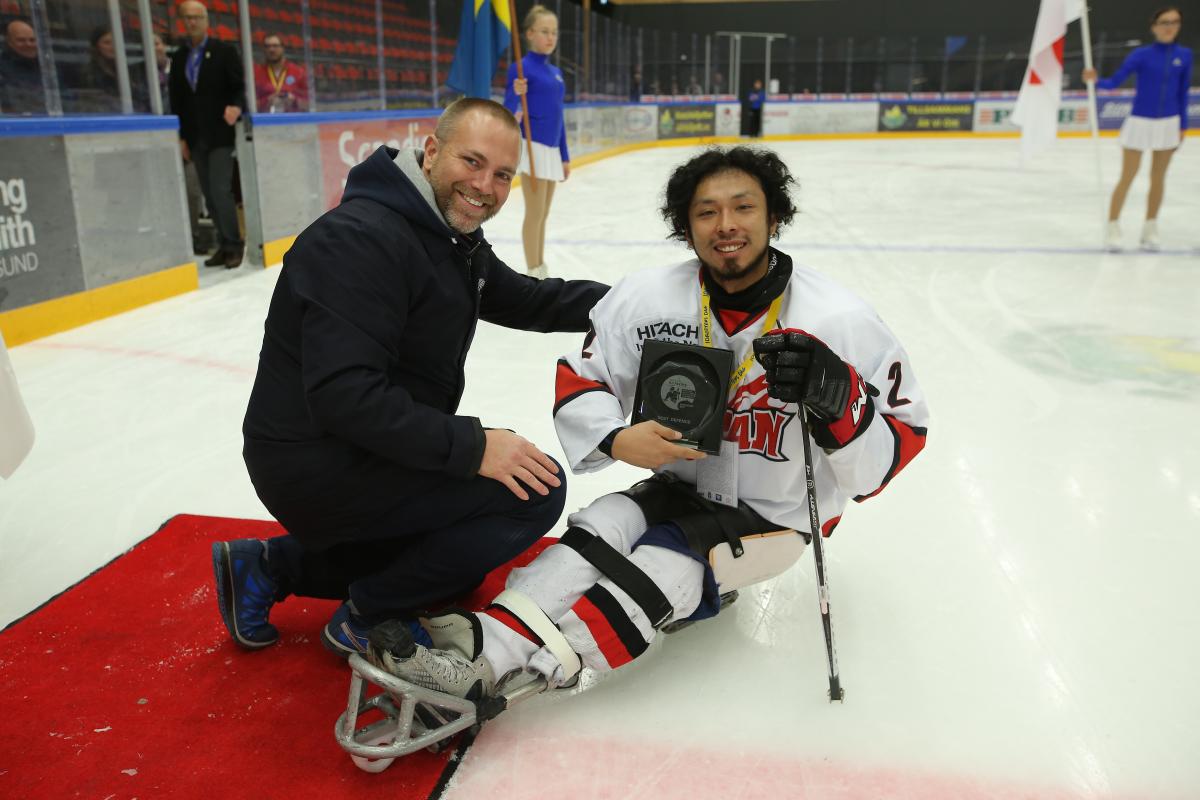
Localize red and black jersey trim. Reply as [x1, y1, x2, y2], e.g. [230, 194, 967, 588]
[716, 307, 770, 337]
[483, 604, 545, 646]
[553, 358, 612, 415]
[571, 584, 648, 669]
[854, 414, 927, 502]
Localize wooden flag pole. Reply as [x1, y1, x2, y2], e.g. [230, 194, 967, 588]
[507, 0, 538, 181]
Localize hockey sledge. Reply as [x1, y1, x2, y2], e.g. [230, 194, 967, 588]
[334, 591, 740, 772]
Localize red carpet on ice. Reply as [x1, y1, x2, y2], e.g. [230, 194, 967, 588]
[0, 514, 550, 799]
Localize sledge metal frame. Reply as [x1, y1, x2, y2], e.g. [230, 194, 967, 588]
[335, 653, 548, 768]
[335, 591, 743, 771]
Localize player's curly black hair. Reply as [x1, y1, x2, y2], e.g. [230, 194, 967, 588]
[660, 147, 798, 243]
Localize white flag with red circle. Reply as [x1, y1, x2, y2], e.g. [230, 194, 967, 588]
[1011, 0, 1084, 158]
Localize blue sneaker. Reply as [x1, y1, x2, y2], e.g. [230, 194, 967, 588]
[212, 539, 279, 649]
[321, 602, 432, 658]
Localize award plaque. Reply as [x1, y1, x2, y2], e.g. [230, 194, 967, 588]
[632, 339, 734, 454]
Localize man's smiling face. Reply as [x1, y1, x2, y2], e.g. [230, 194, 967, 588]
[423, 110, 520, 234]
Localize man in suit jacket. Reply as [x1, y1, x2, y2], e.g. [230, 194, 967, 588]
[168, 1, 245, 268]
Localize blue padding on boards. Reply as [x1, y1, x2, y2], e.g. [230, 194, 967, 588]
[249, 109, 441, 126]
[0, 115, 179, 138]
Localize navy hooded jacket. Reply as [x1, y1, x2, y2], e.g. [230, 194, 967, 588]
[242, 145, 606, 537]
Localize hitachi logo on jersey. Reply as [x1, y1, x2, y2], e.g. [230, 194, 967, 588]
[725, 407, 794, 461]
[635, 322, 699, 342]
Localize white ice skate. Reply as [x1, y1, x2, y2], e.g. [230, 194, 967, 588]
[1140, 220, 1160, 252]
[527, 264, 548, 280]
[334, 611, 547, 773]
[1104, 221, 1123, 252]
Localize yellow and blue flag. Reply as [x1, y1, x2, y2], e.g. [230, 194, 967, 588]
[447, 0, 512, 99]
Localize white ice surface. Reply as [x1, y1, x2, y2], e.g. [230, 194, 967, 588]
[2, 137, 1198, 798]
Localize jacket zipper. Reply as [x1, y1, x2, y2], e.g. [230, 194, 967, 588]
[1158, 45, 1172, 117]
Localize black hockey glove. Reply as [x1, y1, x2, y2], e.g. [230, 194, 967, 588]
[752, 328, 877, 449]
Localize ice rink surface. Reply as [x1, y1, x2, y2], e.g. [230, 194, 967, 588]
[3, 137, 1199, 798]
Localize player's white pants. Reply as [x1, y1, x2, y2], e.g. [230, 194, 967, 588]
[478, 493, 704, 686]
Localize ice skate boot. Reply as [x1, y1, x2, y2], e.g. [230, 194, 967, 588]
[1104, 221, 1122, 252]
[1140, 219, 1160, 251]
[527, 264, 548, 280]
[367, 610, 496, 701]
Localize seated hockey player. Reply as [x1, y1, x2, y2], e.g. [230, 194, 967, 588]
[365, 146, 930, 701]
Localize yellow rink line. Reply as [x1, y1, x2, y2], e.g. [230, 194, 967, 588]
[0, 262, 198, 347]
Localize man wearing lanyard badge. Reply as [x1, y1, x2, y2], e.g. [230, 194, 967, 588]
[254, 33, 308, 113]
[363, 147, 931, 703]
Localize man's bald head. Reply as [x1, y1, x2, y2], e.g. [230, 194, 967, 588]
[5, 19, 37, 61]
[433, 98, 520, 148]
[178, 1, 210, 43]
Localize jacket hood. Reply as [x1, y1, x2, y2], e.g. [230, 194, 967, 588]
[340, 145, 453, 237]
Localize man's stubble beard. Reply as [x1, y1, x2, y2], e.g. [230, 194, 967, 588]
[699, 239, 771, 287]
[429, 169, 497, 235]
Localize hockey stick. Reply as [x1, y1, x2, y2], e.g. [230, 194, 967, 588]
[797, 406, 844, 702]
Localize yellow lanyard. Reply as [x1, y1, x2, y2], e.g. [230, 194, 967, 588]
[699, 276, 784, 398]
[267, 64, 287, 92]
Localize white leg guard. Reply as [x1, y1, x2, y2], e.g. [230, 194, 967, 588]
[485, 587, 583, 685]
[477, 612, 541, 682]
[504, 493, 648, 621]
[556, 544, 704, 674]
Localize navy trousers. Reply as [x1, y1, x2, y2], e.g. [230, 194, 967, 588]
[262, 466, 566, 619]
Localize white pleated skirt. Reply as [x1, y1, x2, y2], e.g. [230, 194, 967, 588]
[1118, 115, 1182, 151]
[517, 140, 566, 182]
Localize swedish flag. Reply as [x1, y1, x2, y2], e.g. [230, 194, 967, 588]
[447, 0, 513, 99]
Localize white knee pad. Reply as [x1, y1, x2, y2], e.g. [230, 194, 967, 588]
[566, 492, 647, 555]
[504, 494, 647, 622]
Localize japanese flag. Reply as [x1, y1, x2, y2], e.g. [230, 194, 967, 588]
[1011, 0, 1084, 158]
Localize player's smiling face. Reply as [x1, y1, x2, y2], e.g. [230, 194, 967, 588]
[686, 168, 777, 293]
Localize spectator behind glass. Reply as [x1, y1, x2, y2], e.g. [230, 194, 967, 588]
[154, 31, 171, 114]
[0, 18, 45, 114]
[254, 32, 307, 113]
[77, 27, 148, 113]
[744, 78, 764, 138]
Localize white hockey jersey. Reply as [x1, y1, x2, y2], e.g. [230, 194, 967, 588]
[553, 253, 929, 536]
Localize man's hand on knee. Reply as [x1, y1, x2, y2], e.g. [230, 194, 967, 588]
[480, 429, 562, 500]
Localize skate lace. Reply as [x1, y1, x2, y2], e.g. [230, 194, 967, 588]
[426, 649, 476, 684]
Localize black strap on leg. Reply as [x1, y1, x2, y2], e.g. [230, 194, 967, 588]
[558, 526, 675, 629]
